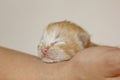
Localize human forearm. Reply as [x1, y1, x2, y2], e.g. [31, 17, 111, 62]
[0, 47, 71, 80]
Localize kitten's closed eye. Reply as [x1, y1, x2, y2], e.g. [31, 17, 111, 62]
[53, 40, 65, 45]
[51, 41, 60, 46]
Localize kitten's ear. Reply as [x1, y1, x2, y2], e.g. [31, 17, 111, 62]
[78, 32, 90, 46]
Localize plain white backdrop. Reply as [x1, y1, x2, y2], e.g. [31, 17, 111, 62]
[0, 0, 120, 56]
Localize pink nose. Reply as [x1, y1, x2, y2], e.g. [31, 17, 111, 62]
[41, 48, 48, 56]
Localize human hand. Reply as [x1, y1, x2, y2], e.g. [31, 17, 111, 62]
[70, 46, 120, 80]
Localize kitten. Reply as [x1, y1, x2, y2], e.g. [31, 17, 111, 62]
[38, 21, 97, 63]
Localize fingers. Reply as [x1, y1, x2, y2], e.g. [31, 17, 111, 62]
[104, 49, 120, 78]
[71, 46, 120, 80]
[106, 77, 120, 80]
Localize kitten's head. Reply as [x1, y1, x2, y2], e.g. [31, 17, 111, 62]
[38, 21, 90, 63]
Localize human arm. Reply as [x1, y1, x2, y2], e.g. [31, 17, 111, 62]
[0, 46, 120, 80]
[0, 47, 71, 80]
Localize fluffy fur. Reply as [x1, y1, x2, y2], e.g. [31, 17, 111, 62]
[38, 21, 96, 63]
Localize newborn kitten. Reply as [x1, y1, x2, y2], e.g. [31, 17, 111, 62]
[38, 21, 96, 63]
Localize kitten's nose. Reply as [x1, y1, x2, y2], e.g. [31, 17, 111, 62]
[41, 48, 48, 56]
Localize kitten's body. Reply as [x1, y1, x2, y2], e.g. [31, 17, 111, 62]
[38, 21, 97, 63]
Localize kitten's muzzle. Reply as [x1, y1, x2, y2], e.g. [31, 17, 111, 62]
[41, 48, 49, 56]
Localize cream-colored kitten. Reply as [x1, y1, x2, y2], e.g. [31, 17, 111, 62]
[38, 21, 96, 63]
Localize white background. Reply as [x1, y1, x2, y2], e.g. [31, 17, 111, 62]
[0, 0, 120, 56]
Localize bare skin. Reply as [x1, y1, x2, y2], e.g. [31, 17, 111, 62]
[71, 46, 120, 80]
[0, 46, 120, 80]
